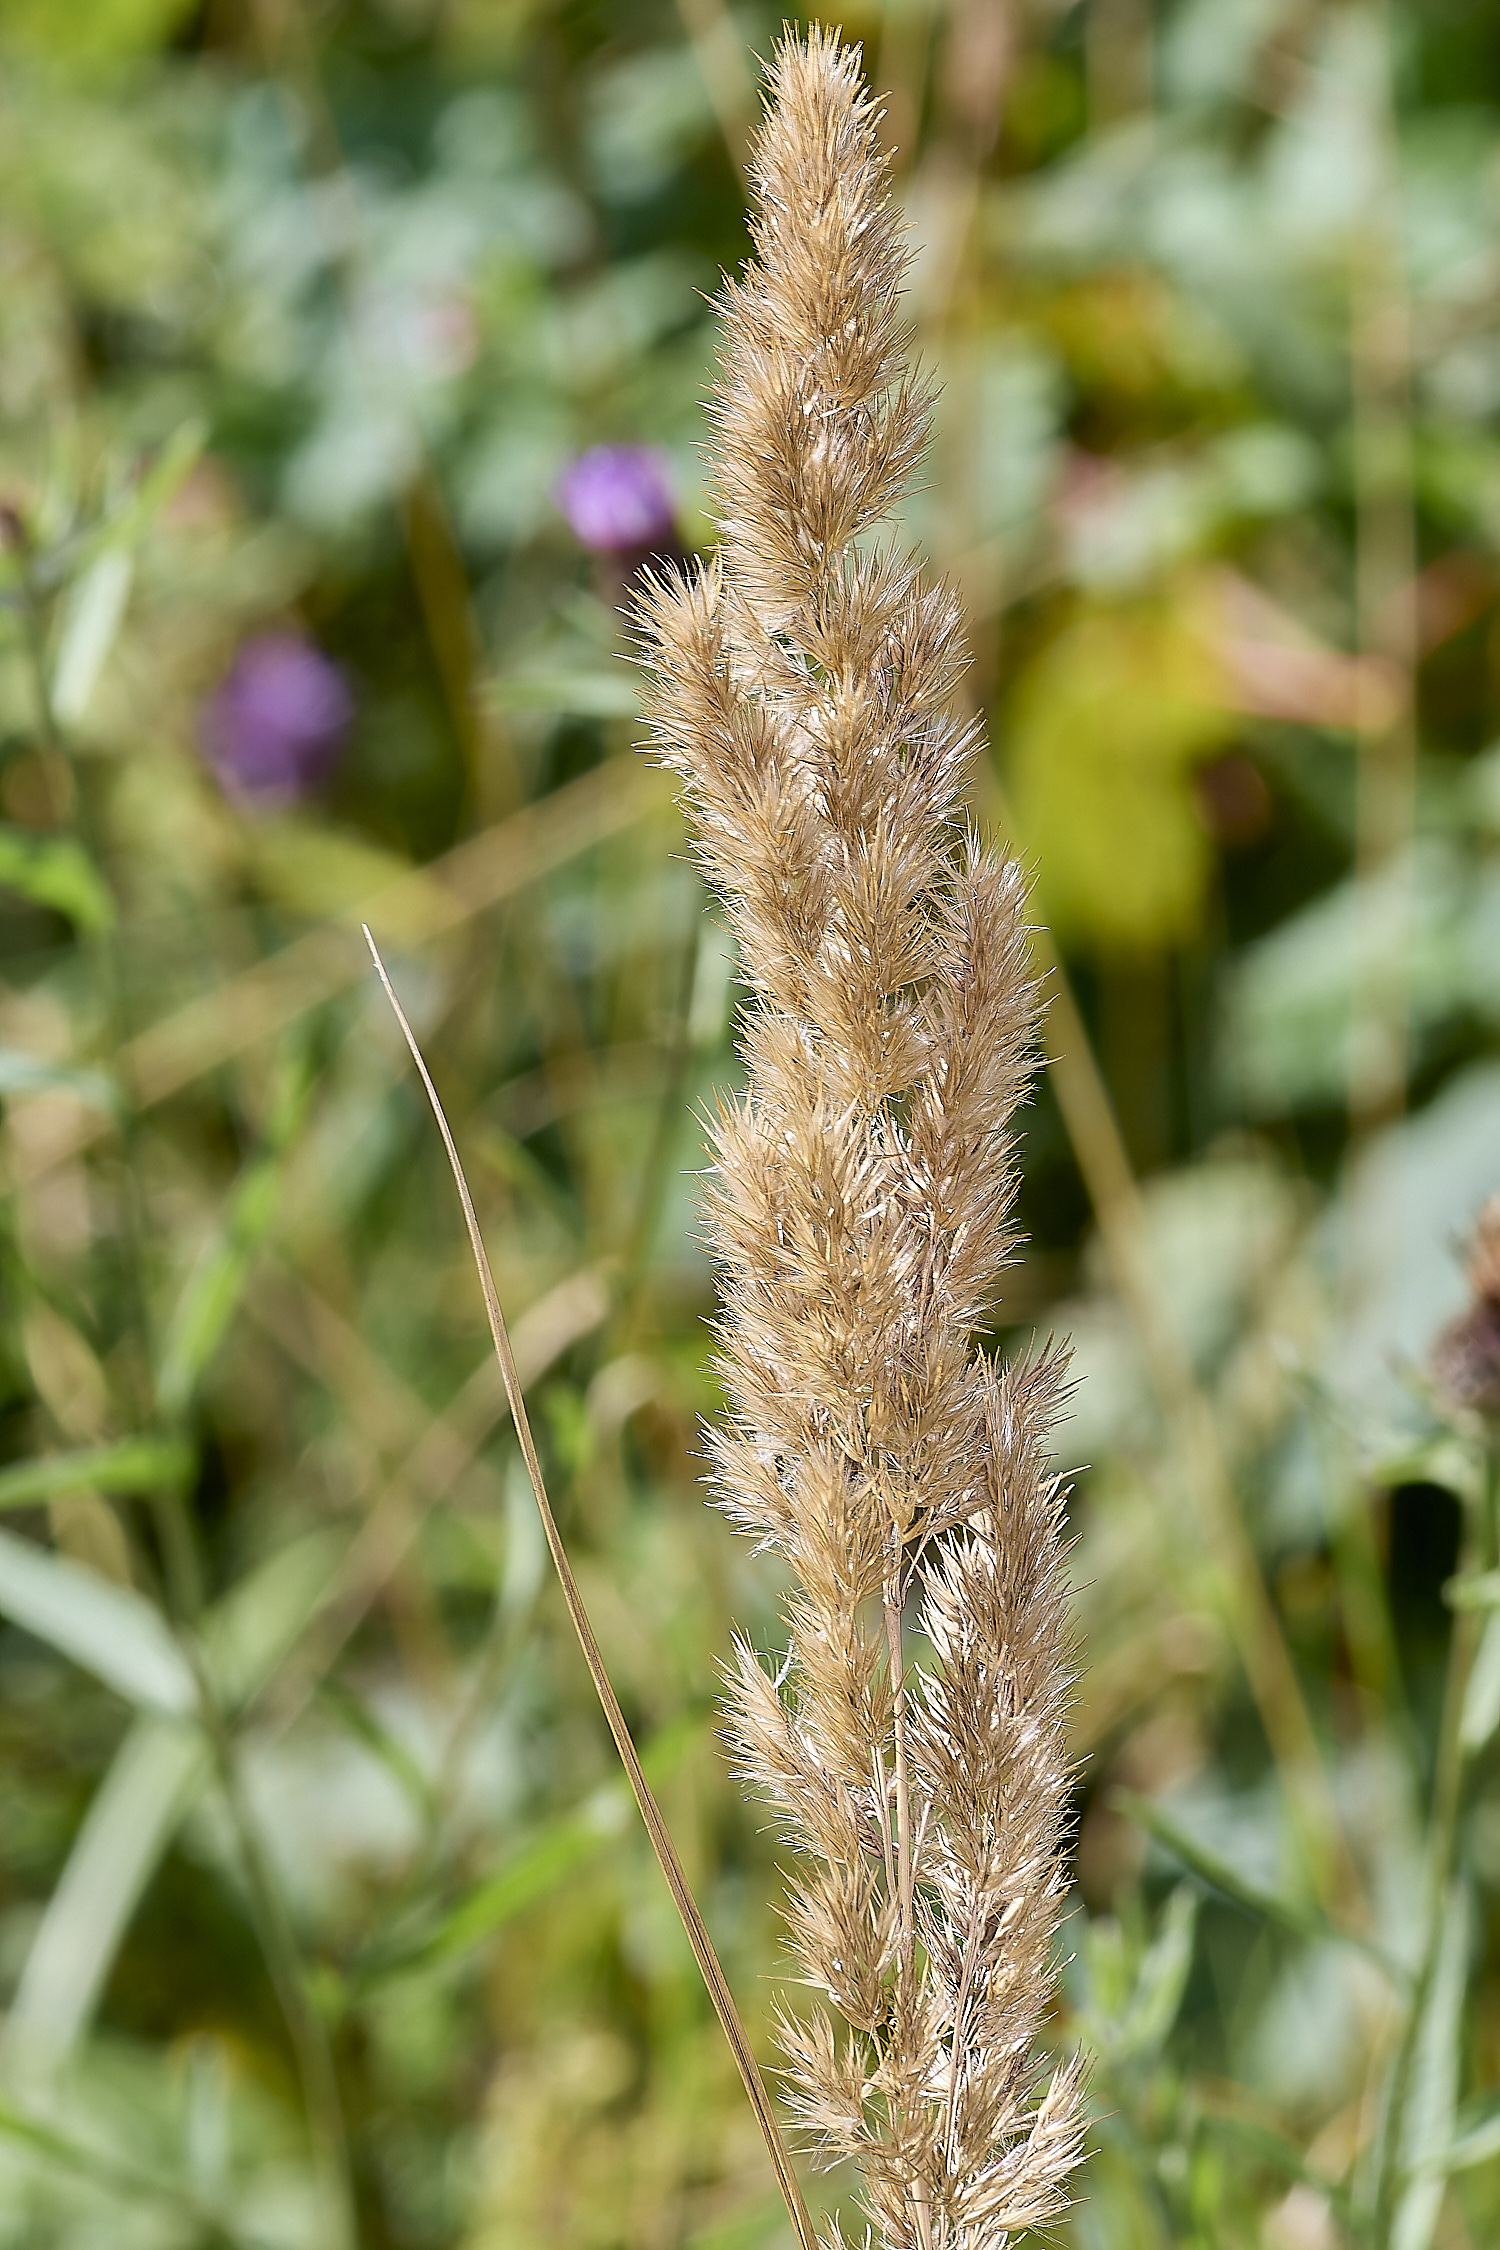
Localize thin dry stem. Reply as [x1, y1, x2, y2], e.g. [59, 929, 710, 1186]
[364, 929, 817, 2250]
[636, 31, 1085, 2246]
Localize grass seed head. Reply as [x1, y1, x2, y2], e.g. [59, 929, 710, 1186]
[637, 27, 1086, 2245]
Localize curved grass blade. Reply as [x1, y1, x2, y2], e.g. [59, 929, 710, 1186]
[0, 1436, 193, 1513]
[2, 1528, 348, 2069]
[1113, 1787, 1404, 1985]
[0, 1524, 195, 1713]
[357, 1708, 705, 1983]
[155, 1047, 315, 1424]
[365, 926, 819, 2250]
[0, 2089, 271, 2250]
[2, 1715, 204, 2070]
[1392, 1879, 1472, 2250]
[1423, 2090, 1500, 2179]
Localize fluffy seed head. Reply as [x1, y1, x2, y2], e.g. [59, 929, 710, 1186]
[637, 28, 1086, 2246]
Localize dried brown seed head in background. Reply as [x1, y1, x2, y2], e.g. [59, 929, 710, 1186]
[1434, 1192, 1500, 1417]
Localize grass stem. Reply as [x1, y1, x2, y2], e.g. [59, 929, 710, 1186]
[193, 1678, 357, 2250]
[364, 927, 819, 2250]
[991, 784, 1365, 1922]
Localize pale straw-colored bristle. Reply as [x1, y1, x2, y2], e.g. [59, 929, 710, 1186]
[636, 27, 1086, 2246]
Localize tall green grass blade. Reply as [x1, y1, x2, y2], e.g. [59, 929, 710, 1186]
[0, 1524, 194, 1712]
[2, 1714, 205, 2068]
[200, 1527, 348, 1713]
[1200, 2110, 1357, 2228]
[0, 1435, 194, 1513]
[319, 1680, 436, 1823]
[79, 419, 206, 564]
[1391, 1879, 1472, 2250]
[1, 1528, 349, 2068]
[1459, 1613, 1500, 1754]
[1114, 1787, 1324, 1937]
[1113, 1788, 1400, 1981]
[51, 547, 133, 726]
[372, 1794, 631, 1979]
[1116, 1882, 1199, 2061]
[155, 1051, 315, 1422]
[1426, 2091, 1500, 2178]
[359, 1709, 704, 1980]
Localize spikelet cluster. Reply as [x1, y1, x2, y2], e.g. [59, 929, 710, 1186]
[637, 30, 1085, 2248]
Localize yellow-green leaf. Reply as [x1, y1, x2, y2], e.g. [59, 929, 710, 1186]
[0, 826, 114, 931]
[1005, 593, 1233, 950]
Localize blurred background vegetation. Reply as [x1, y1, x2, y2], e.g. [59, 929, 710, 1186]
[2, 1, 1500, 2246]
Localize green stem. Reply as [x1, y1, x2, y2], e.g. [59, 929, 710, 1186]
[205, 1714, 358, 2250]
[1370, 1452, 1493, 2243]
[614, 911, 701, 1328]
[17, 541, 203, 1619]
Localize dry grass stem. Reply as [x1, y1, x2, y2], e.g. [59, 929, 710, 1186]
[636, 31, 1085, 2246]
[364, 929, 818, 2250]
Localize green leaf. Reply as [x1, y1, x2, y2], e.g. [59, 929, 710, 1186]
[1200, 2110, 1356, 2227]
[51, 548, 133, 726]
[0, 0, 201, 67]
[3, 1714, 205, 2067]
[154, 1162, 278, 1420]
[0, 2090, 189, 2207]
[1428, 2091, 1500, 2178]
[359, 1710, 704, 1981]
[155, 1050, 316, 1421]
[199, 1528, 347, 1713]
[1460, 1613, 1500, 1756]
[319, 1680, 436, 1820]
[1114, 1788, 1321, 1936]
[92, 420, 207, 555]
[0, 825, 114, 931]
[34, 420, 206, 623]
[1006, 596, 1231, 948]
[1076, 1882, 1200, 2068]
[1112, 1788, 1400, 1981]
[0, 1524, 194, 1714]
[4, 1529, 347, 2067]
[366, 1792, 632, 1981]
[1115, 1882, 1199, 2061]
[1221, 843, 1477, 1117]
[1446, 1567, 1500, 1613]
[0, 2088, 273, 2249]
[1393, 1879, 1472, 2250]
[491, 669, 640, 718]
[0, 1436, 194, 1513]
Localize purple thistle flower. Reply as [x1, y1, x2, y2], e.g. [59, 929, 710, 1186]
[201, 633, 353, 808]
[556, 446, 676, 554]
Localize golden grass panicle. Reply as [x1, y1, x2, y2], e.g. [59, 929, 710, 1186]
[637, 28, 1086, 2247]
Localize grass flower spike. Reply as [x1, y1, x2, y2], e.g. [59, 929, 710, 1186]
[637, 28, 1086, 2249]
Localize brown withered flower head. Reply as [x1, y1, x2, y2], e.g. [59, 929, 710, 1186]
[635, 28, 1085, 2250]
[1433, 1194, 1500, 1417]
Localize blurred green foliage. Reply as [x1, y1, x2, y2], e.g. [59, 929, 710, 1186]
[1, 2, 1500, 2247]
